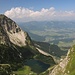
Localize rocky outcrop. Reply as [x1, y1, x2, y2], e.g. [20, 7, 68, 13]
[0, 14, 29, 46]
[49, 46, 75, 75]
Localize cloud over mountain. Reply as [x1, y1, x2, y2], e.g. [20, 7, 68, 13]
[4, 7, 75, 22]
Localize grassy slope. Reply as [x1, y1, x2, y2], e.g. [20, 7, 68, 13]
[13, 66, 37, 75]
[65, 45, 75, 75]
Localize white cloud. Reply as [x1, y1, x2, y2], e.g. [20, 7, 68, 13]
[4, 7, 75, 22]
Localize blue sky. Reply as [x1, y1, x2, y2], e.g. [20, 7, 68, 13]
[0, 0, 75, 22]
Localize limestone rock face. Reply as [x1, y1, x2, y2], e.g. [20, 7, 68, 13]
[0, 14, 28, 46]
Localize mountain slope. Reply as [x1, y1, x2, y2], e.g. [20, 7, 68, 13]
[0, 14, 55, 74]
[0, 14, 37, 63]
[49, 45, 75, 75]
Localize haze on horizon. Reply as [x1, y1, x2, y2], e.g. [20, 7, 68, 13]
[0, 0, 75, 22]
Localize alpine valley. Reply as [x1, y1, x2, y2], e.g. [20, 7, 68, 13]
[0, 14, 75, 75]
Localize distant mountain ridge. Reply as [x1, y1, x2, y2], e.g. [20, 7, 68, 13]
[18, 21, 75, 30]
[18, 21, 75, 50]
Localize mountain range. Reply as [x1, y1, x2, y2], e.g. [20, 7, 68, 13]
[0, 14, 75, 75]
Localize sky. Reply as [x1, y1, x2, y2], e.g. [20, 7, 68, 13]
[0, 0, 75, 22]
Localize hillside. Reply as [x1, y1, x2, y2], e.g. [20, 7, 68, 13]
[33, 41, 67, 63]
[49, 45, 75, 75]
[34, 41, 67, 56]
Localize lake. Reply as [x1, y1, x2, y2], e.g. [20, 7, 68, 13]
[25, 59, 50, 74]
